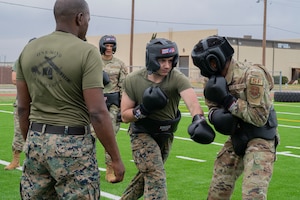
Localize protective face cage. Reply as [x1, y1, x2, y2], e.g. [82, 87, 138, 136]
[145, 38, 179, 74]
[99, 35, 117, 55]
[191, 36, 234, 77]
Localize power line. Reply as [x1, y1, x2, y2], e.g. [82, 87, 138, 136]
[0, 1, 299, 36]
[0, 1, 263, 27]
[0, 1, 51, 11]
[269, 25, 300, 35]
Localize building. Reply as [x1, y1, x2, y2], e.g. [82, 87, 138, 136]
[87, 29, 300, 84]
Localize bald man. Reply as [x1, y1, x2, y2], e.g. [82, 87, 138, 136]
[16, 0, 125, 199]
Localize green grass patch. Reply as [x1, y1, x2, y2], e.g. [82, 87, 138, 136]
[0, 99, 300, 199]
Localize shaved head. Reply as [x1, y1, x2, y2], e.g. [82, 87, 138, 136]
[53, 0, 90, 39]
[54, 0, 89, 22]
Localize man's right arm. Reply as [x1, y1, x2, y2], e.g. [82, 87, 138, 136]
[12, 71, 17, 85]
[83, 87, 125, 183]
[16, 80, 31, 140]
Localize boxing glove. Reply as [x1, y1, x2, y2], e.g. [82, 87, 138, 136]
[208, 108, 238, 135]
[116, 112, 122, 123]
[188, 114, 215, 144]
[103, 71, 110, 86]
[133, 86, 168, 119]
[204, 75, 236, 109]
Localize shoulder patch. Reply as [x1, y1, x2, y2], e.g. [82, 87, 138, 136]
[250, 77, 263, 86]
[249, 85, 261, 99]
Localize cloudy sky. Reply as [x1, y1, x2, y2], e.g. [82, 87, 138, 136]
[0, 0, 300, 62]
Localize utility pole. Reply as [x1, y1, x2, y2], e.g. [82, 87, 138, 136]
[257, 0, 267, 66]
[262, 0, 267, 66]
[129, 0, 135, 72]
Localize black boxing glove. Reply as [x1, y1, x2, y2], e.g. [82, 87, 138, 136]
[188, 114, 215, 144]
[208, 108, 238, 135]
[116, 112, 122, 123]
[133, 86, 168, 119]
[103, 71, 110, 86]
[204, 75, 236, 110]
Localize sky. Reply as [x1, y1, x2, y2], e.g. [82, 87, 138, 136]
[0, 0, 300, 62]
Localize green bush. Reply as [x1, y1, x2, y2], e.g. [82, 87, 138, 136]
[273, 76, 289, 84]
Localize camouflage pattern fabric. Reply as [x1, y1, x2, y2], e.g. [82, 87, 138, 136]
[20, 129, 100, 199]
[103, 57, 127, 96]
[207, 138, 276, 200]
[12, 99, 25, 151]
[103, 57, 127, 165]
[120, 132, 173, 200]
[205, 59, 279, 200]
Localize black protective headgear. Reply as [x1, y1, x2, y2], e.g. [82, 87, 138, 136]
[99, 35, 117, 55]
[191, 35, 234, 77]
[145, 38, 178, 74]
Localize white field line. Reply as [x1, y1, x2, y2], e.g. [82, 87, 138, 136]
[276, 111, 300, 116]
[176, 156, 206, 162]
[285, 146, 300, 150]
[276, 151, 300, 158]
[0, 110, 13, 114]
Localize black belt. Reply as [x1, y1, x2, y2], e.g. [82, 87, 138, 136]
[30, 122, 89, 135]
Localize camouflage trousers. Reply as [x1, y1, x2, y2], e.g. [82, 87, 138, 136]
[207, 137, 276, 200]
[12, 100, 25, 151]
[90, 105, 120, 165]
[120, 132, 174, 200]
[20, 128, 100, 200]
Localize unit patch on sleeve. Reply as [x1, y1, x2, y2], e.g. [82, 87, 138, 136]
[249, 85, 260, 99]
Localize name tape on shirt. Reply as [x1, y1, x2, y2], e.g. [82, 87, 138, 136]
[250, 77, 263, 86]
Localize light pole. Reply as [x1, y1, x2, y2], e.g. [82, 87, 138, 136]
[257, 0, 267, 66]
[129, 0, 135, 72]
[262, 0, 267, 66]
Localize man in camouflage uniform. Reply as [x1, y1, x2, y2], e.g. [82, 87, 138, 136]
[191, 35, 279, 200]
[16, 0, 124, 199]
[120, 37, 215, 200]
[98, 35, 128, 182]
[4, 61, 25, 170]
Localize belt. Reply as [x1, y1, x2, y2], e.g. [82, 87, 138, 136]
[30, 122, 89, 135]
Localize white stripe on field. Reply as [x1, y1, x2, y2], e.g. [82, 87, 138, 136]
[176, 156, 206, 162]
[285, 146, 300, 150]
[278, 124, 300, 129]
[276, 151, 300, 158]
[0, 110, 13, 114]
[0, 160, 120, 200]
[276, 111, 300, 116]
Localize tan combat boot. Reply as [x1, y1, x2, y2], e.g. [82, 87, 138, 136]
[4, 150, 21, 170]
[105, 165, 116, 182]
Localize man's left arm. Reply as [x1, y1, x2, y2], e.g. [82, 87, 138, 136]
[234, 68, 272, 126]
